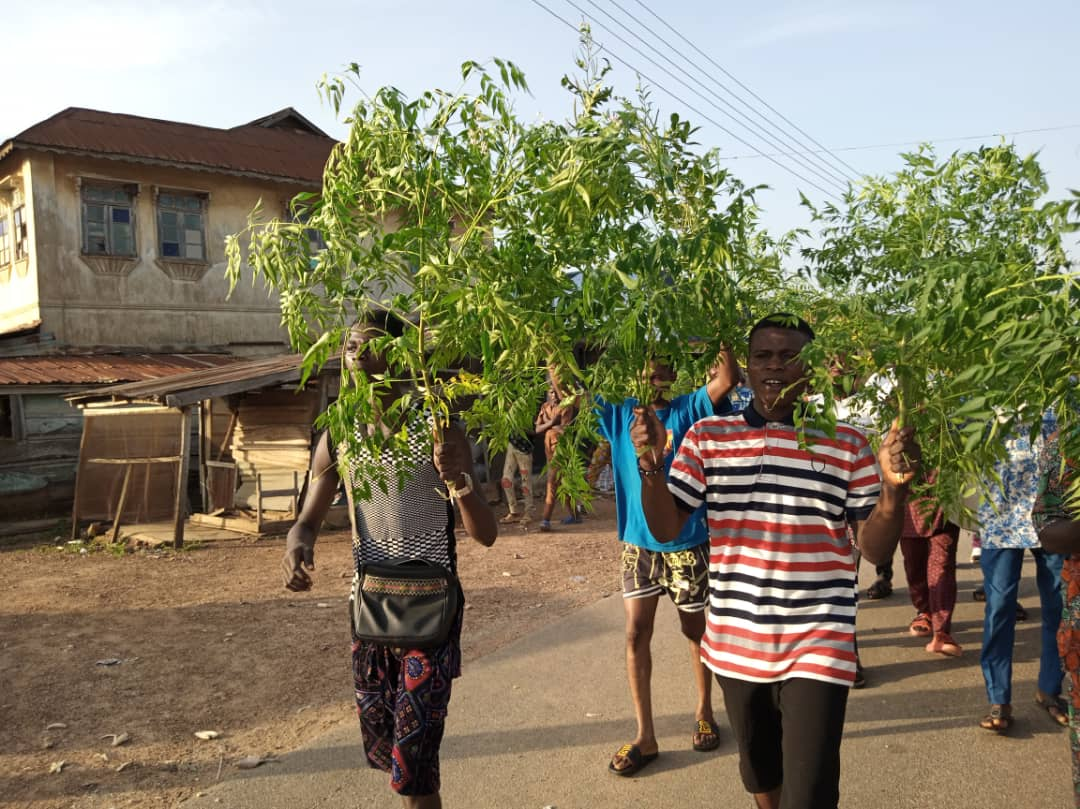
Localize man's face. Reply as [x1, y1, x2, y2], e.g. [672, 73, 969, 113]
[644, 360, 676, 394]
[747, 327, 810, 419]
[343, 323, 389, 378]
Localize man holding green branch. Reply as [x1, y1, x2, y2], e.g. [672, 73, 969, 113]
[598, 348, 739, 776]
[632, 313, 920, 809]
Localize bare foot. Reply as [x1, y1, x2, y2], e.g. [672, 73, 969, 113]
[926, 633, 962, 657]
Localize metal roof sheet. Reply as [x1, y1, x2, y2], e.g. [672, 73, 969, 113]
[0, 353, 240, 386]
[2, 107, 336, 185]
[67, 353, 339, 408]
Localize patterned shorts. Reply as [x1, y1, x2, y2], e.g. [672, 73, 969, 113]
[351, 618, 462, 796]
[621, 543, 709, 612]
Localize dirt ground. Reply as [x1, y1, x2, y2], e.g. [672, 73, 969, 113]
[0, 496, 622, 809]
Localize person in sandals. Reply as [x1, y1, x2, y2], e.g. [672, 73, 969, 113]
[899, 475, 963, 657]
[282, 311, 498, 809]
[976, 410, 1065, 735]
[598, 349, 739, 776]
[632, 314, 920, 809]
[499, 430, 536, 526]
[534, 383, 579, 531]
[1034, 422, 1080, 806]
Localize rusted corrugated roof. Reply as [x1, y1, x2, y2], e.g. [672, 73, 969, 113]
[67, 353, 339, 408]
[2, 107, 336, 185]
[0, 353, 240, 386]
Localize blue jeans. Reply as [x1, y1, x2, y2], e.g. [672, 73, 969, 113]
[979, 546, 1065, 705]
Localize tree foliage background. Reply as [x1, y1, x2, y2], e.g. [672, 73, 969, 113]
[228, 31, 1079, 515]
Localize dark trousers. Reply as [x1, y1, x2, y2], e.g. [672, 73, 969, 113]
[901, 526, 959, 635]
[717, 675, 849, 809]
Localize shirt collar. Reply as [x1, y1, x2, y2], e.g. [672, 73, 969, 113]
[742, 402, 797, 428]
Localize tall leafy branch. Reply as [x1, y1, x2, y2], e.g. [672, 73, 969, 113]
[801, 144, 1080, 518]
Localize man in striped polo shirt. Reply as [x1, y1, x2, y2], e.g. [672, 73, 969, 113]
[632, 314, 920, 809]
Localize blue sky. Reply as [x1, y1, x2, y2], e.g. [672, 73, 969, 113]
[5, 0, 1078, 244]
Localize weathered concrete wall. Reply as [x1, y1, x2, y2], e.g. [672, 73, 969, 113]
[0, 157, 42, 334]
[0, 388, 84, 514]
[24, 152, 311, 353]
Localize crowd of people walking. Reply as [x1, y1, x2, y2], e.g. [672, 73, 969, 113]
[280, 309, 1078, 809]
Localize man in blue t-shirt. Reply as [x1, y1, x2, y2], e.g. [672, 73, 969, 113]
[598, 350, 738, 776]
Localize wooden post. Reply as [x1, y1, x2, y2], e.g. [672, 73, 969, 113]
[70, 409, 91, 541]
[140, 456, 151, 523]
[197, 402, 209, 514]
[110, 464, 134, 544]
[255, 473, 263, 534]
[173, 407, 191, 549]
[216, 410, 237, 462]
[291, 470, 299, 516]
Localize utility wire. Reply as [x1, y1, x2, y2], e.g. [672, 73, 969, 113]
[576, 0, 851, 192]
[628, 0, 865, 179]
[723, 123, 1080, 160]
[536, 0, 847, 197]
[601, 0, 859, 186]
[528, 0, 842, 199]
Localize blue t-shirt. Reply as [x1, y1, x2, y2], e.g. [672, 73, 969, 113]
[596, 386, 725, 552]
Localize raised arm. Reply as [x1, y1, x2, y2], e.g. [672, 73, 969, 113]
[854, 421, 920, 565]
[435, 424, 498, 547]
[283, 430, 341, 591]
[535, 402, 558, 434]
[632, 406, 693, 542]
[705, 346, 741, 407]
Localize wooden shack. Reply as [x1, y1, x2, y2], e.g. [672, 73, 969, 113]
[66, 354, 338, 547]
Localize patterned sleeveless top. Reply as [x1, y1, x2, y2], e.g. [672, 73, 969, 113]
[331, 406, 457, 574]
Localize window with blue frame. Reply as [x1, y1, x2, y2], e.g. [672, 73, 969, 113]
[157, 191, 207, 261]
[81, 184, 136, 256]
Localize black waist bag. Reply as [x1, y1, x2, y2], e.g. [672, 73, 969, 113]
[350, 559, 462, 648]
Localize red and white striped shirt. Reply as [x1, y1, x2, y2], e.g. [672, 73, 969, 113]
[667, 405, 881, 686]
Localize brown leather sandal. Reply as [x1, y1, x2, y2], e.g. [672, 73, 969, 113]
[1035, 692, 1070, 727]
[979, 704, 1012, 734]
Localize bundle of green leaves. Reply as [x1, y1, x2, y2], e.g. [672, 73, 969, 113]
[800, 144, 1080, 520]
[227, 33, 782, 504]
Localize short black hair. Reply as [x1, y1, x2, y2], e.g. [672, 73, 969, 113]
[355, 307, 407, 339]
[749, 312, 815, 343]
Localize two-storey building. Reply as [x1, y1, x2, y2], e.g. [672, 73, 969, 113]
[0, 106, 335, 516]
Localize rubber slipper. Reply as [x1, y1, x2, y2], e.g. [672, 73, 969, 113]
[608, 743, 658, 777]
[692, 719, 721, 752]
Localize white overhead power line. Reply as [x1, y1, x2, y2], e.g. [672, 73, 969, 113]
[723, 123, 1080, 160]
[625, 0, 865, 180]
[527, 0, 846, 199]
[575, 0, 852, 192]
[602, 0, 860, 185]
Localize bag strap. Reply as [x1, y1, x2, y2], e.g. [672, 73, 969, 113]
[340, 444, 361, 547]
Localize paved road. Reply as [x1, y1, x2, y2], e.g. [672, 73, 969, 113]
[184, 553, 1072, 808]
